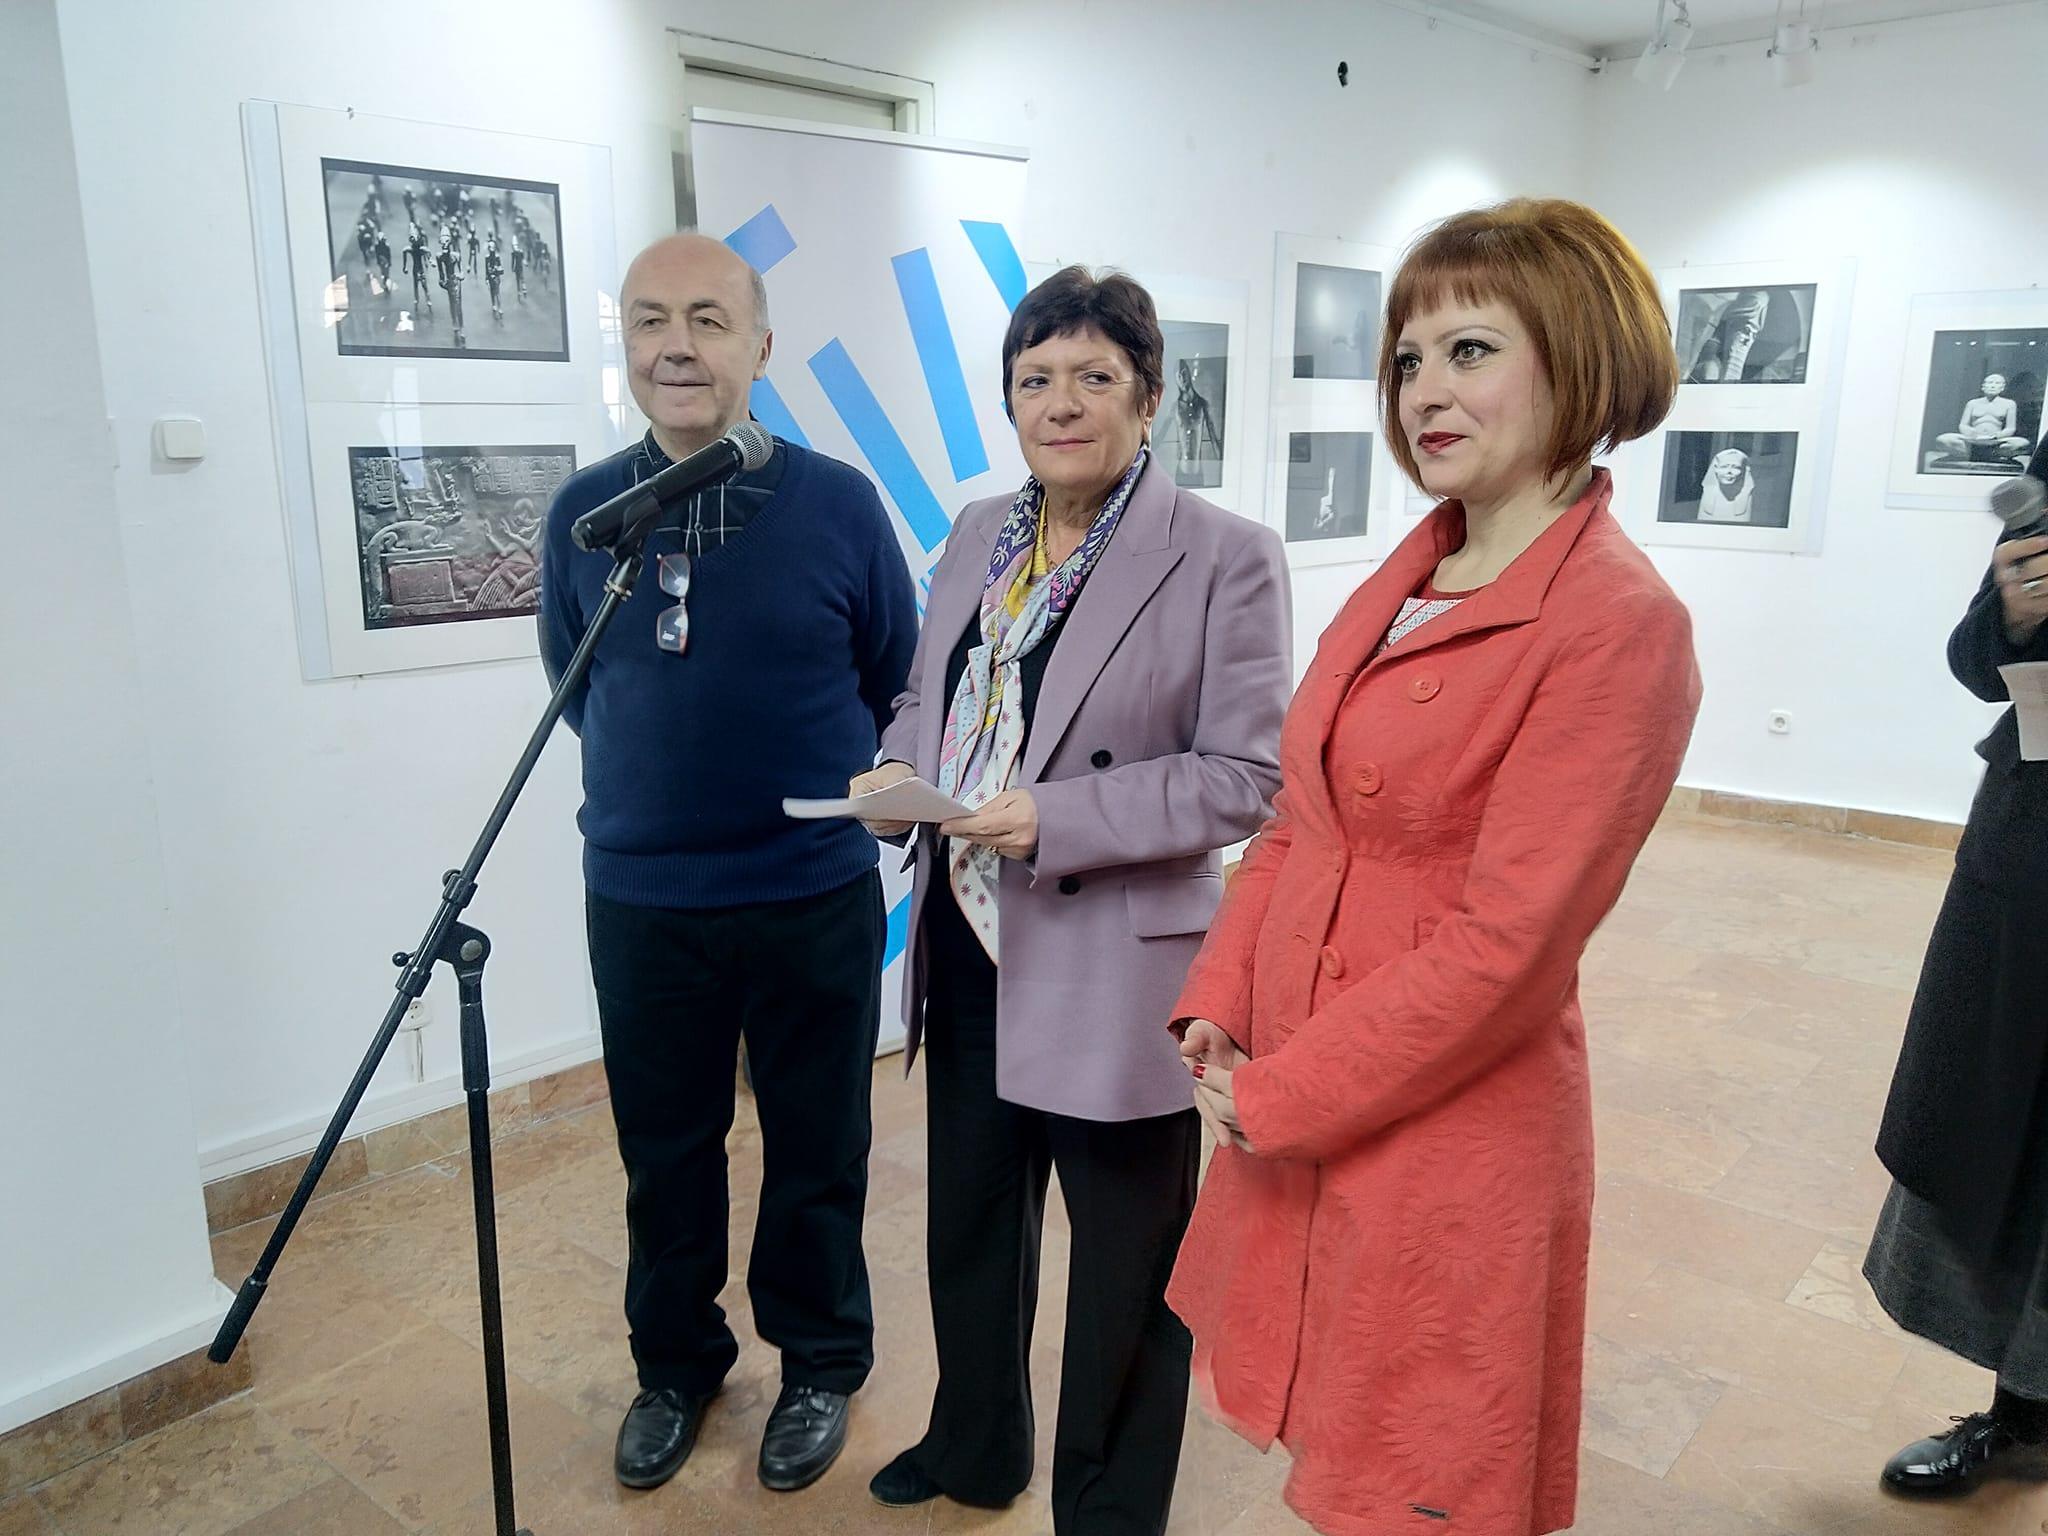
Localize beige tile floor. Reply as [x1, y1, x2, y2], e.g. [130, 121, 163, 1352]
[10, 814, 2048, 1534]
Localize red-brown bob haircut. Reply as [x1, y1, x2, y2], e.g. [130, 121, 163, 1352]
[1378, 198, 1678, 486]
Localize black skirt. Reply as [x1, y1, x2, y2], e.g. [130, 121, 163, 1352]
[1867, 869, 2048, 1394]
[1874, 870, 2048, 1263]
[1865, 1180, 2048, 1398]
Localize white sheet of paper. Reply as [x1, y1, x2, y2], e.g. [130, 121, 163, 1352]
[2000, 662, 2048, 760]
[783, 778, 971, 823]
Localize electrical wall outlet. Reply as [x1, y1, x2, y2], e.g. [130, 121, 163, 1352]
[1768, 710, 1793, 735]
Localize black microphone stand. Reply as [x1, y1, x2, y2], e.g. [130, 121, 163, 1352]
[210, 530, 655, 1536]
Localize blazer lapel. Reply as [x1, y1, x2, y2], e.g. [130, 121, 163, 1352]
[1369, 468, 1616, 669]
[917, 508, 997, 777]
[1022, 461, 1182, 785]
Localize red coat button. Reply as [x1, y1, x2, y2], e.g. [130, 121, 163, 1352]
[1409, 673, 1442, 702]
[1354, 764, 1383, 796]
[1319, 946, 1345, 978]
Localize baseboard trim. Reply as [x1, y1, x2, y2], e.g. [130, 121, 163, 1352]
[197, 1032, 607, 1185]
[200, 1050, 613, 1237]
[1664, 785, 1962, 850]
[0, 1287, 242, 1491]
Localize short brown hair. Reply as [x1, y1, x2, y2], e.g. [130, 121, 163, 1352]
[1001, 266, 1163, 420]
[1378, 199, 1677, 486]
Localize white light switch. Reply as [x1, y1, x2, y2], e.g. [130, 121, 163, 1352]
[155, 416, 206, 461]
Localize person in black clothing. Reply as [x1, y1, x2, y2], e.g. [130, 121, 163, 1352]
[1867, 442, 2048, 1496]
[402, 223, 431, 315]
[435, 236, 465, 347]
[538, 232, 917, 1499]
[484, 239, 503, 322]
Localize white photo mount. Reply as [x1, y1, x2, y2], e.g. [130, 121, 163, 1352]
[1630, 257, 1856, 555]
[1269, 233, 1400, 568]
[301, 401, 618, 676]
[1133, 272, 1250, 516]
[1888, 288, 2048, 511]
[255, 101, 620, 406]
[243, 101, 627, 679]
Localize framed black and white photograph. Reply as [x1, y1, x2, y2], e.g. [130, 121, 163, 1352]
[1156, 320, 1229, 490]
[348, 444, 573, 629]
[1640, 257, 1853, 553]
[1292, 262, 1382, 381]
[1890, 292, 2048, 510]
[321, 158, 569, 363]
[1890, 293, 2048, 509]
[1270, 233, 1395, 566]
[249, 101, 620, 412]
[296, 402, 616, 677]
[1911, 328, 2046, 479]
[1285, 432, 1372, 543]
[246, 103, 627, 676]
[1676, 284, 1816, 385]
[1657, 431, 1799, 528]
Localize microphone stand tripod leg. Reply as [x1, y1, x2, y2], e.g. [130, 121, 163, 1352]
[444, 920, 536, 1536]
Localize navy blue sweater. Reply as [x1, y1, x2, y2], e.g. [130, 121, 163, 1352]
[538, 437, 918, 909]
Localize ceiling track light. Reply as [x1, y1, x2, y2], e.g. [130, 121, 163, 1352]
[1768, 0, 1822, 86]
[1633, 0, 1694, 90]
[1768, 18, 1819, 87]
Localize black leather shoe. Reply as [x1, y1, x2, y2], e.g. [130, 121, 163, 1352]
[758, 1385, 851, 1492]
[1882, 1413, 2045, 1495]
[615, 1387, 712, 1489]
[869, 1448, 944, 1508]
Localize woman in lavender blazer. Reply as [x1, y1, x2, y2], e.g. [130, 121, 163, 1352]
[849, 267, 1290, 1534]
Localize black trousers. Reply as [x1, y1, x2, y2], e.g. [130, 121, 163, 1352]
[910, 980, 1199, 1536]
[585, 871, 883, 1397]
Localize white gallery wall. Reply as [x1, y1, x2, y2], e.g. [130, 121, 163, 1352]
[1586, 5, 2048, 825]
[0, 0, 224, 1436]
[20, 0, 2045, 1430]
[48, 0, 687, 1186]
[46, 0, 1595, 1175]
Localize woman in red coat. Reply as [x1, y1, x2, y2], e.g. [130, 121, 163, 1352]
[1172, 200, 1703, 1536]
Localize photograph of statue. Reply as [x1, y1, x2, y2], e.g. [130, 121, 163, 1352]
[348, 444, 574, 628]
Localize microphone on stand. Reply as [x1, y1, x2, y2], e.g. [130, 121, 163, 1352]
[1991, 474, 2048, 539]
[571, 421, 775, 552]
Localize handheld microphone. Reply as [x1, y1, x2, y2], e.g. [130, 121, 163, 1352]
[571, 421, 775, 552]
[1991, 474, 2048, 540]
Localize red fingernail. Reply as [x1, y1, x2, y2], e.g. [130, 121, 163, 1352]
[1192, 1063, 1207, 1079]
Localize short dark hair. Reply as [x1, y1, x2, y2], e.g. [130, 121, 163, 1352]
[1000, 266, 1163, 420]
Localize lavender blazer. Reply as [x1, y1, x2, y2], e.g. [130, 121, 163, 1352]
[878, 458, 1291, 1121]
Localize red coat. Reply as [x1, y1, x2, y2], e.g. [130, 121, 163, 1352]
[1167, 472, 1701, 1536]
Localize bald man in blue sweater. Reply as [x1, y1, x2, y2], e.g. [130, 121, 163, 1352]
[540, 234, 917, 1497]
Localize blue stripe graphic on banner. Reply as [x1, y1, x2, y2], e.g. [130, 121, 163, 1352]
[808, 339, 950, 552]
[747, 377, 810, 448]
[884, 893, 911, 969]
[892, 248, 988, 483]
[961, 220, 1027, 311]
[724, 205, 797, 274]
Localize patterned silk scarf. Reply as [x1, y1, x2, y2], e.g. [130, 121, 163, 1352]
[935, 448, 1149, 960]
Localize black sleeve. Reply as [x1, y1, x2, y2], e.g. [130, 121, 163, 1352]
[1948, 529, 2048, 703]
